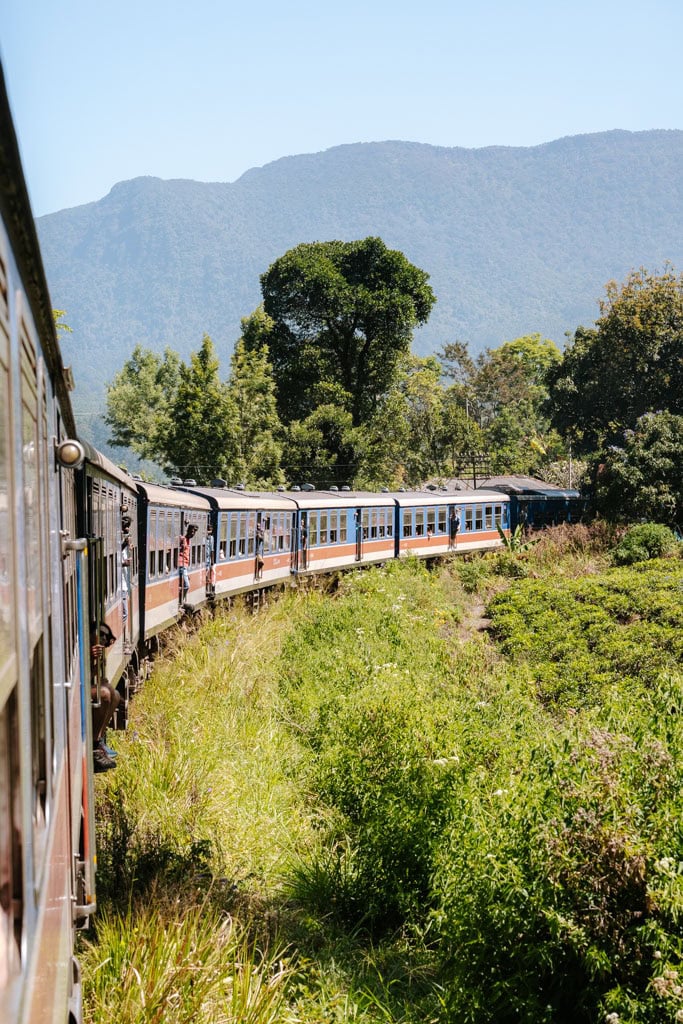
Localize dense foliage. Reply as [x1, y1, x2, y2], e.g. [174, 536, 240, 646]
[276, 552, 683, 1022]
[547, 268, 683, 454]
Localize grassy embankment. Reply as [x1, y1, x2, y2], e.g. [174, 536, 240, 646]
[83, 526, 683, 1024]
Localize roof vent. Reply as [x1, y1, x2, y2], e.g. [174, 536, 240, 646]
[170, 476, 183, 486]
[398, 487, 406, 492]
[234, 483, 245, 491]
[291, 485, 301, 492]
[301, 483, 315, 492]
[426, 483, 437, 491]
[212, 478, 227, 488]
[277, 484, 285, 491]
[329, 485, 339, 491]
[131, 474, 143, 482]
[183, 478, 197, 486]
[381, 487, 389, 492]
[341, 485, 351, 492]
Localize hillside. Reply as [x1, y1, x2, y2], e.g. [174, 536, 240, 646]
[36, 130, 683, 445]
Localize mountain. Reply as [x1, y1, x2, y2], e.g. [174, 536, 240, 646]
[36, 130, 683, 444]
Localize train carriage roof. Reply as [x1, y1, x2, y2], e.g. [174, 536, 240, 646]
[136, 481, 211, 510]
[393, 489, 510, 508]
[289, 490, 397, 510]
[81, 440, 139, 492]
[177, 485, 297, 511]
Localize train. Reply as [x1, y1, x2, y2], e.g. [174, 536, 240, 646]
[0, 61, 585, 1023]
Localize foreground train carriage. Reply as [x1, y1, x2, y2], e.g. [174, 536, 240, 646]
[1, 64, 91, 1022]
[136, 483, 210, 637]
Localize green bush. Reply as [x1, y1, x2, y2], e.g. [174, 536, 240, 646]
[612, 523, 679, 565]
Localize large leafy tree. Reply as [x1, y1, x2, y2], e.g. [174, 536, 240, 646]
[105, 344, 181, 463]
[163, 334, 235, 482]
[437, 334, 562, 476]
[226, 325, 284, 488]
[594, 411, 683, 525]
[547, 267, 683, 453]
[256, 237, 436, 426]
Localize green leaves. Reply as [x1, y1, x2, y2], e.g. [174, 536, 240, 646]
[259, 237, 436, 428]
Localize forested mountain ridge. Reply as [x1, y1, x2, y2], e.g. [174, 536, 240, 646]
[37, 129, 683, 435]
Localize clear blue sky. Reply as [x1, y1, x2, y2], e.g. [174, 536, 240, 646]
[3, 0, 682, 217]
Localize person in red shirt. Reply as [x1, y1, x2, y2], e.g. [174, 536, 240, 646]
[179, 523, 198, 602]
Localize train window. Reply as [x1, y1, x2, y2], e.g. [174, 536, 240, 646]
[165, 512, 174, 574]
[245, 513, 254, 555]
[329, 510, 338, 543]
[277, 514, 285, 551]
[29, 640, 47, 846]
[229, 515, 237, 558]
[427, 508, 436, 535]
[402, 510, 412, 537]
[173, 511, 181, 568]
[361, 509, 369, 540]
[339, 512, 347, 543]
[415, 510, 424, 536]
[485, 505, 493, 529]
[0, 691, 22, 986]
[218, 515, 228, 560]
[148, 510, 157, 578]
[465, 507, 473, 532]
[262, 516, 272, 553]
[238, 513, 246, 557]
[438, 507, 446, 533]
[475, 506, 483, 531]
[21, 393, 40, 644]
[319, 512, 328, 545]
[494, 505, 503, 527]
[386, 511, 393, 538]
[0, 348, 13, 692]
[370, 510, 378, 539]
[309, 512, 318, 547]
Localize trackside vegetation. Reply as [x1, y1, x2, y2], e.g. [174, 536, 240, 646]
[83, 530, 683, 1023]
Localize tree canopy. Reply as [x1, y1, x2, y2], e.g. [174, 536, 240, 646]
[256, 237, 436, 426]
[547, 267, 683, 453]
[594, 411, 683, 526]
[105, 332, 283, 487]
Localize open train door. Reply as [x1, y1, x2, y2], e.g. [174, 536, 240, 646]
[448, 505, 460, 550]
[355, 508, 362, 561]
[293, 511, 308, 573]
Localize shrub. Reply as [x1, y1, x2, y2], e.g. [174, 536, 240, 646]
[612, 523, 679, 565]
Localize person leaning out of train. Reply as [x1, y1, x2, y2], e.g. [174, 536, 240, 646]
[90, 623, 121, 772]
[179, 523, 198, 602]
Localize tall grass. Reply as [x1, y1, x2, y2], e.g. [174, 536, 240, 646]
[86, 536, 683, 1023]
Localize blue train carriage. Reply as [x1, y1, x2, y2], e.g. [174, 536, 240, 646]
[480, 475, 587, 531]
[1, 61, 91, 1023]
[176, 485, 296, 596]
[136, 482, 211, 639]
[290, 490, 397, 573]
[76, 443, 140, 705]
[396, 489, 510, 556]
